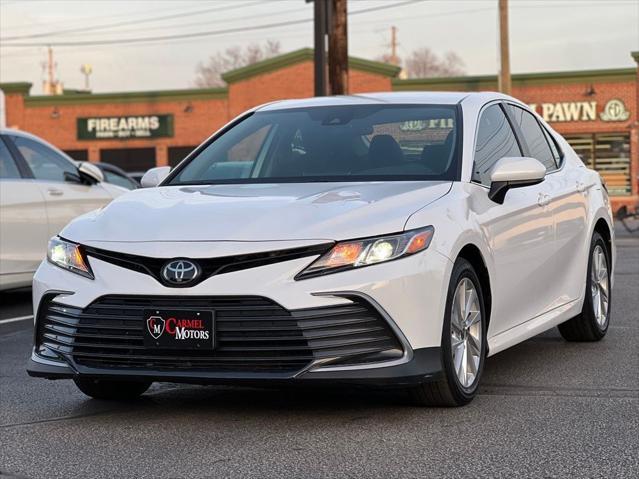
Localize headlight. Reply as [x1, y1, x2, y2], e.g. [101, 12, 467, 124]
[295, 226, 434, 280]
[47, 237, 93, 279]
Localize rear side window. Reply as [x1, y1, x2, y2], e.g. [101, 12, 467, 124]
[472, 104, 521, 186]
[507, 105, 557, 171]
[10, 136, 77, 182]
[0, 139, 21, 179]
[541, 126, 562, 167]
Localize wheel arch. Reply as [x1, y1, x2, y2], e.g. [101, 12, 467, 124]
[455, 243, 492, 333]
[593, 217, 613, 269]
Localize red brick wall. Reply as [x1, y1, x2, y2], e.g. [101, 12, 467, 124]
[228, 61, 393, 117]
[350, 69, 392, 93]
[228, 62, 314, 118]
[4, 93, 26, 128]
[20, 98, 228, 157]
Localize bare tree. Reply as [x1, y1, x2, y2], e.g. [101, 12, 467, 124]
[194, 40, 281, 88]
[375, 52, 395, 65]
[404, 48, 465, 78]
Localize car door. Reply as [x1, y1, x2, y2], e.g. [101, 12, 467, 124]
[505, 104, 589, 307]
[0, 136, 49, 282]
[471, 102, 555, 336]
[8, 134, 113, 237]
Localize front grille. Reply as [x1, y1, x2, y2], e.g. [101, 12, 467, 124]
[81, 242, 333, 288]
[36, 295, 404, 375]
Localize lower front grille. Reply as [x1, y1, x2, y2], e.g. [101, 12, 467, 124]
[36, 295, 404, 375]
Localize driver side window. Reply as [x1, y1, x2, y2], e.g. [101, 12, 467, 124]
[10, 136, 77, 182]
[472, 104, 522, 186]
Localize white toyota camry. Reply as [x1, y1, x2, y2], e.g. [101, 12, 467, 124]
[28, 92, 615, 406]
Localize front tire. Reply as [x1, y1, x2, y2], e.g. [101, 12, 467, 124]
[408, 258, 487, 407]
[558, 231, 611, 341]
[74, 378, 152, 400]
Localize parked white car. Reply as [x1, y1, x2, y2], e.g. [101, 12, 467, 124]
[28, 93, 615, 406]
[0, 128, 127, 290]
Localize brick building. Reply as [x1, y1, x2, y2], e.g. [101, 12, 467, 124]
[1, 48, 637, 211]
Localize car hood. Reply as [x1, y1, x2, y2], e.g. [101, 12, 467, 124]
[62, 181, 452, 243]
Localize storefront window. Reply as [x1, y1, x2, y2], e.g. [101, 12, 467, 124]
[64, 149, 88, 162]
[100, 147, 155, 173]
[565, 133, 631, 196]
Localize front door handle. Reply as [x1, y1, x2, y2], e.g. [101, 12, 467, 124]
[537, 192, 551, 207]
[47, 188, 64, 196]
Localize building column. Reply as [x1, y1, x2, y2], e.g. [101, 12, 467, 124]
[0, 82, 31, 128]
[156, 145, 168, 167]
[630, 127, 638, 202]
[88, 146, 100, 163]
[632, 51, 639, 208]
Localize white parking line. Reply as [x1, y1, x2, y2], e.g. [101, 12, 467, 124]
[0, 315, 33, 325]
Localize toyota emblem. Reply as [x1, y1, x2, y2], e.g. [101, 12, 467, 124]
[161, 259, 201, 285]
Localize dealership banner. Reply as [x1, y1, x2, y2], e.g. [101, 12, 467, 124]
[77, 114, 174, 140]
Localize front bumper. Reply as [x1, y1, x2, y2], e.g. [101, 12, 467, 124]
[29, 244, 452, 386]
[28, 347, 443, 387]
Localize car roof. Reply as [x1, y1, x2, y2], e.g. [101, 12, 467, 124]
[256, 91, 515, 111]
[0, 127, 78, 161]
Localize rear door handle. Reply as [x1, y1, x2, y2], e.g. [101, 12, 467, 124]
[47, 188, 64, 196]
[576, 181, 588, 193]
[537, 192, 551, 207]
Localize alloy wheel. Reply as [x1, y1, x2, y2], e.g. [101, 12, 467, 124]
[450, 278, 482, 389]
[591, 244, 609, 328]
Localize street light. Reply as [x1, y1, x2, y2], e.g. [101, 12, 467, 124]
[80, 64, 93, 91]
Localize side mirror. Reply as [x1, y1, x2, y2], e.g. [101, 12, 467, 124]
[488, 157, 546, 204]
[141, 166, 171, 188]
[77, 162, 104, 184]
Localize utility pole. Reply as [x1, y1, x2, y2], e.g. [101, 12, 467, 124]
[328, 0, 348, 95]
[498, 0, 511, 94]
[310, 0, 328, 96]
[43, 46, 62, 95]
[390, 26, 399, 66]
[47, 46, 55, 90]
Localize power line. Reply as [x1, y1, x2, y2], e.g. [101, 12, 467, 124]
[0, 2, 198, 33]
[46, 4, 309, 39]
[2, 0, 634, 57]
[2, 17, 314, 48]
[4, 0, 632, 47]
[1, 0, 428, 48]
[1, 1, 263, 41]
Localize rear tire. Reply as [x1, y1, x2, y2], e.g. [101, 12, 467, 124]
[558, 231, 611, 342]
[74, 378, 152, 400]
[408, 258, 487, 407]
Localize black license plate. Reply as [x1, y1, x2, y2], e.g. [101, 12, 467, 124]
[143, 309, 214, 350]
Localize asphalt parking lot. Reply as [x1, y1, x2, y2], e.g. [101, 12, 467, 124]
[1, 228, 637, 479]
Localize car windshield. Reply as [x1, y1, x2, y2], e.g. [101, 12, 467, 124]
[169, 104, 460, 185]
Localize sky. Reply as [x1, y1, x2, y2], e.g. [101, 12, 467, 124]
[1, 0, 638, 94]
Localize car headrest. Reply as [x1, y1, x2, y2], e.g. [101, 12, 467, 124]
[368, 134, 404, 168]
[420, 131, 454, 174]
